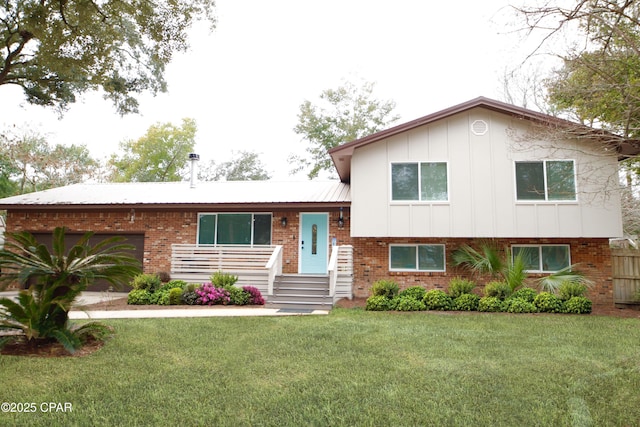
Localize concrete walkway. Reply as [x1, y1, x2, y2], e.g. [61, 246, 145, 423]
[0, 291, 330, 319]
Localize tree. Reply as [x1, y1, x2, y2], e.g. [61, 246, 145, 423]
[0, 1, 216, 115]
[0, 227, 141, 353]
[0, 128, 99, 196]
[109, 118, 197, 182]
[291, 80, 399, 179]
[199, 150, 271, 181]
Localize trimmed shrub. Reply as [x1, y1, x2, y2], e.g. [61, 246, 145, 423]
[371, 280, 400, 299]
[483, 281, 511, 300]
[131, 273, 162, 292]
[227, 286, 251, 306]
[242, 286, 265, 305]
[511, 287, 538, 303]
[505, 297, 538, 313]
[155, 290, 170, 306]
[558, 282, 588, 300]
[423, 289, 453, 311]
[159, 280, 188, 292]
[211, 271, 239, 288]
[448, 277, 476, 298]
[478, 296, 504, 312]
[534, 292, 564, 313]
[181, 288, 200, 305]
[168, 288, 183, 305]
[453, 293, 480, 311]
[398, 286, 426, 301]
[563, 296, 592, 314]
[365, 295, 392, 311]
[393, 296, 426, 311]
[127, 289, 152, 305]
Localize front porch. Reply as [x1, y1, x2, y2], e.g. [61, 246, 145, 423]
[170, 244, 353, 308]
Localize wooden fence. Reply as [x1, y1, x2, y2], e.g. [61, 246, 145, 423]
[611, 249, 640, 305]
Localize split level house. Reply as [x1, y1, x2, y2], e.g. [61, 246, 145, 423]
[0, 97, 634, 309]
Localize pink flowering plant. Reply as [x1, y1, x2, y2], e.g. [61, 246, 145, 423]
[196, 282, 231, 305]
[242, 286, 265, 305]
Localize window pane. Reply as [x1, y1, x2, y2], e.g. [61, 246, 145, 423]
[198, 214, 216, 244]
[513, 246, 540, 270]
[418, 245, 445, 271]
[217, 214, 251, 244]
[253, 214, 272, 245]
[541, 246, 570, 271]
[516, 162, 546, 200]
[546, 161, 576, 200]
[421, 163, 448, 201]
[392, 163, 419, 200]
[390, 246, 417, 269]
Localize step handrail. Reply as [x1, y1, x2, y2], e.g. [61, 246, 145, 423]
[328, 246, 339, 297]
[266, 245, 283, 296]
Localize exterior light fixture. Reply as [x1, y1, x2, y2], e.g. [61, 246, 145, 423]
[337, 207, 344, 228]
[281, 217, 287, 227]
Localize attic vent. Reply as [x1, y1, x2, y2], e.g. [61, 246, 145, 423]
[471, 120, 488, 136]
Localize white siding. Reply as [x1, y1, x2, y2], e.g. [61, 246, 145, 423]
[351, 107, 623, 238]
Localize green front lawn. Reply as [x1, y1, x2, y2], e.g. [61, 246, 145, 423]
[1, 309, 639, 426]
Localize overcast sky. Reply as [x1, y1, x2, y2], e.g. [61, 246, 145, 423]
[0, 0, 542, 180]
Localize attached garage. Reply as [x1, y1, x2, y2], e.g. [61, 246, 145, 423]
[30, 232, 145, 292]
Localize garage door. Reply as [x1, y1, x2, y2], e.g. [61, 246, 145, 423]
[30, 232, 145, 292]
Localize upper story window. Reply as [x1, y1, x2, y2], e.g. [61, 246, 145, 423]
[197, 213, 272, 245]
[515, 160, 576, 201]
[391, 162, 448, 202]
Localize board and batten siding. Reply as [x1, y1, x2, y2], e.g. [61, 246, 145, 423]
[350, 107, 622, 238]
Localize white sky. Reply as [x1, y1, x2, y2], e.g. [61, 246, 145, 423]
[0, 0, 539, 180]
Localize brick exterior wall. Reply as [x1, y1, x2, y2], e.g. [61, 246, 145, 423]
[4, 208, 614, 307]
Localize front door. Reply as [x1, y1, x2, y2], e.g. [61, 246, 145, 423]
[299, 213, 329, 274]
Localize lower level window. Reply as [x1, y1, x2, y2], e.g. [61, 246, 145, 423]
[390, 244, 445, 271]
[512, 245, 570, 272]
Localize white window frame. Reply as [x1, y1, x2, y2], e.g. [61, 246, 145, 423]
[390, 161, 449, 203]
[389, 244, 446, 272]
[196, 213, 273, 246]
[514, 159, 577, 202]
[511, 244, 571, 273]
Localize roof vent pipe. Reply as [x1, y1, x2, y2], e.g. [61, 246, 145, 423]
[189, 153, 200, 188]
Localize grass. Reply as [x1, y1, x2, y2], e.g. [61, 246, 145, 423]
[1, 309, 640, 426]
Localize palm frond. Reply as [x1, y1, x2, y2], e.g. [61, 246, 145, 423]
[536, 265, 593, 293]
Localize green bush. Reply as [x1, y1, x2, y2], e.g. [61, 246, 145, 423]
[127, 289, 152, 305]
[423, 289, 453, 311]
[131, 273, 162, 292]
[453, 293, 480, 311]
[159, 280, 188, 292]
[154, 290, 170, 305]
[181, 288, 200, 305]
[511, 287, 538, 303]
[393, 296, 426, 311]
[226, 286, 251, 306]
[371, 280, 400, 299]
[365, 295, 393, 311]
[534, 292, 564, 313]
[563, 296, 592, 314]
[558, 282, 588, 300]
[211, 271, 239, 288]
[448, 277, 476, 298]
[505, 297, 538, 313]
[483, 281, 511, 300]
[398, 286, 426, 301]
[168, 288, 183, 305]
[478, 296, 504, 312]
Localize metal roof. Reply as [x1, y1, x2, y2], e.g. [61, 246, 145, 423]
[0, 180, 351, 210]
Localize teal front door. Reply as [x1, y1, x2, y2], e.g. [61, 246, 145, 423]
[299, 213, 329, 274]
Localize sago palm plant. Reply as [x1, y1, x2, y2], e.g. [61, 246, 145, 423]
[0, 227, 141, 352]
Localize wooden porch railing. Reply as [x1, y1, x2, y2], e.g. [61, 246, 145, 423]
[328, 245, 354, 302]
[170, 244, 283, 296]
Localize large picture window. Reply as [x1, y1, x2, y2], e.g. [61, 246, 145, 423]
[197, 213, 272, 246]
[389, 244, 446, 272]
[391, 162, 448, 201]
[515, 160, 576, 201]
[512, 245, 570, 272]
